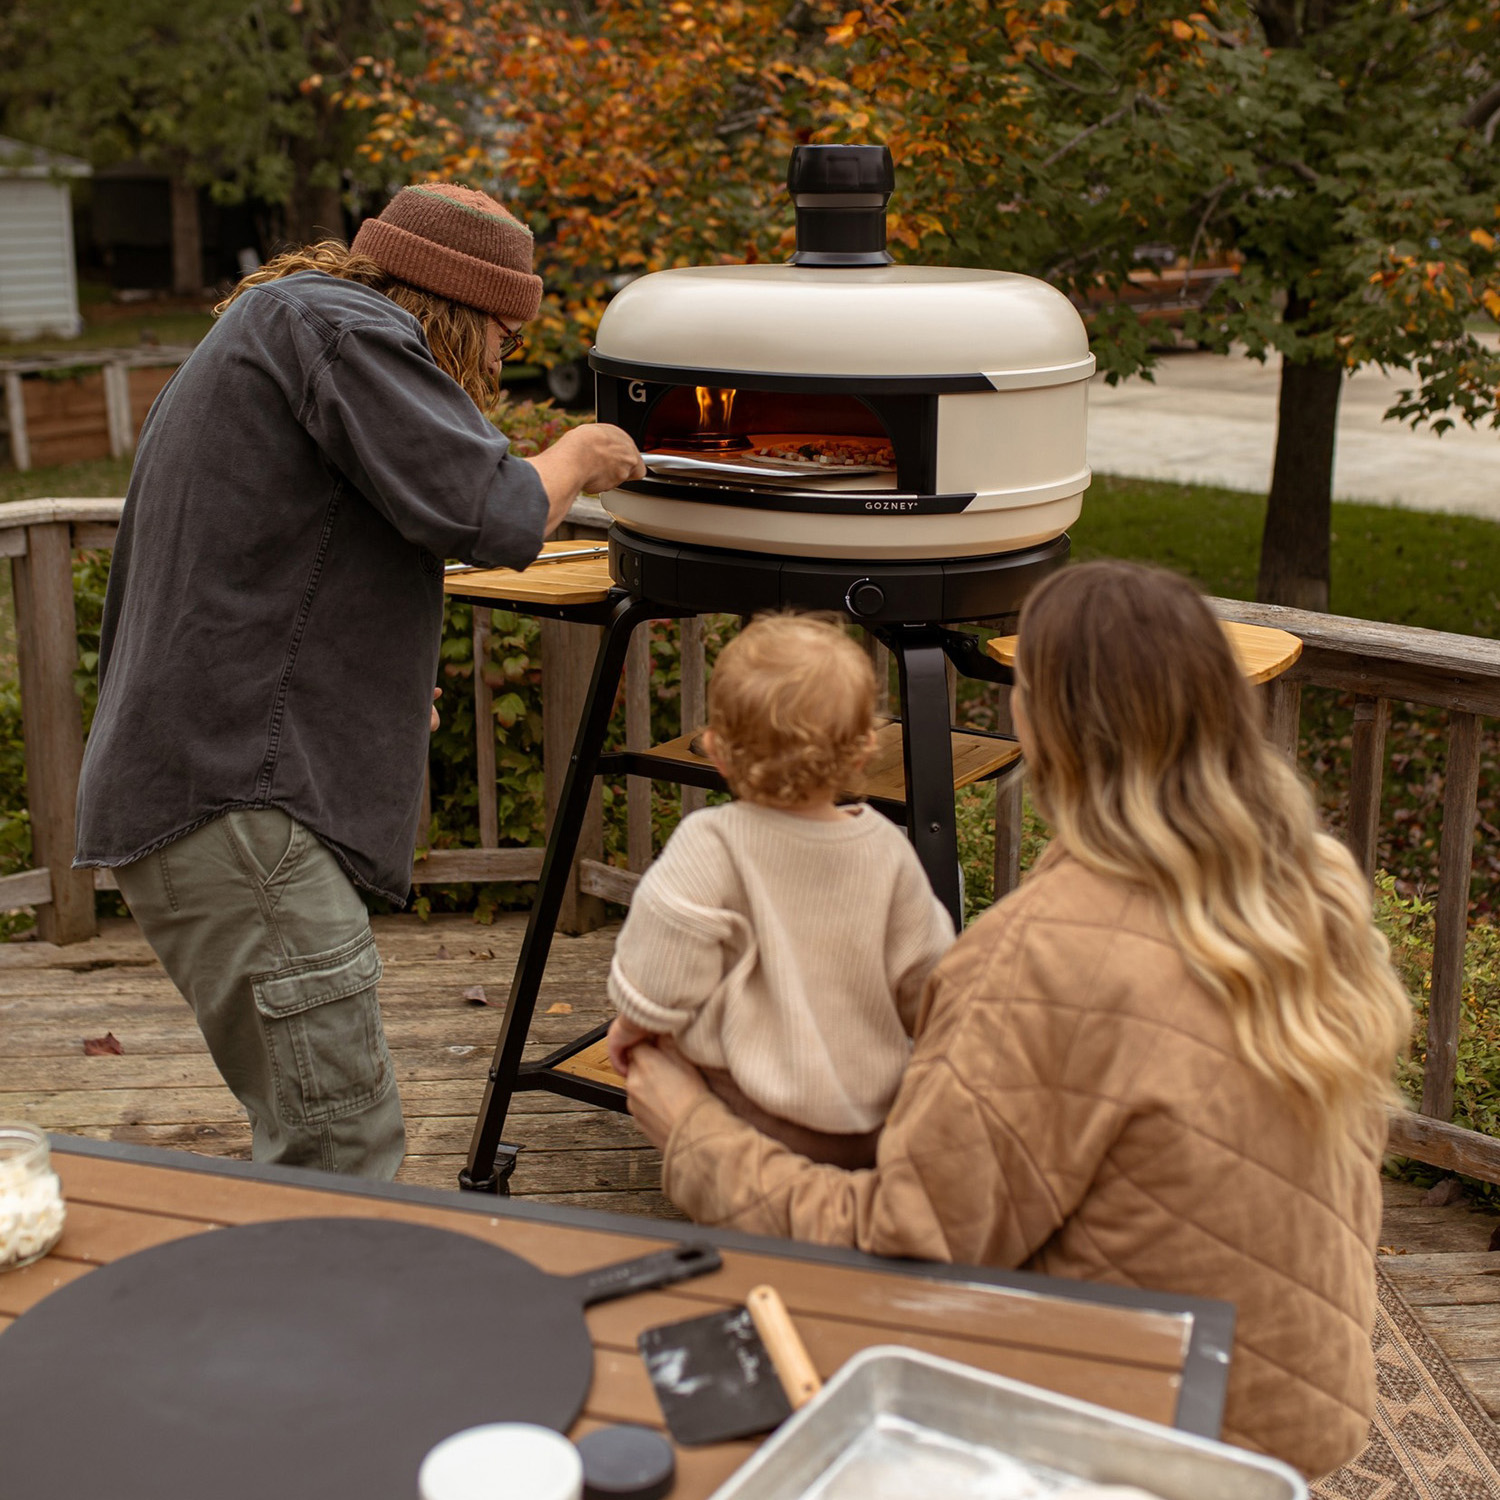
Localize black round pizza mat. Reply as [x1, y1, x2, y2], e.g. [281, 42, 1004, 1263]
[0, 1217, 597, 1500]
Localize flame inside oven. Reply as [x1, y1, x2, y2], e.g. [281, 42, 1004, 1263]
[674, 386, 750, 452]
[697, 385, 734, 431]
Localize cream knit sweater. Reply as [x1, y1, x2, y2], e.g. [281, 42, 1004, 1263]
[608, 802, 955, 1134]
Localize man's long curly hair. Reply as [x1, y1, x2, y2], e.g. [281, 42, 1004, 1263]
[215, 240, 499, 410]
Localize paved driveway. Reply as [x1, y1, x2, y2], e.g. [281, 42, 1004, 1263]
[1088, 348, 1500, 519]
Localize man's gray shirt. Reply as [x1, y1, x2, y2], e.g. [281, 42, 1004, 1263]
[74, 272, 550, 902]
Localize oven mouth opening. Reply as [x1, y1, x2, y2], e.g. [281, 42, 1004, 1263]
[642, 385, 899, 486]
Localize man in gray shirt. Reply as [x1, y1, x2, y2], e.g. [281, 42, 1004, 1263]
[74, 183, 642, 1178]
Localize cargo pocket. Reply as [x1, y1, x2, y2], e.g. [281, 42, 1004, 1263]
[252, 935, 389, 1125]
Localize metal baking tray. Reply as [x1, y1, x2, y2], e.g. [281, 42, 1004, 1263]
[709, 1347, 1306, 1500]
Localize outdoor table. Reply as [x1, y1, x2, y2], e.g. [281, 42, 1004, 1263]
[0, 1138, 1235, 1498]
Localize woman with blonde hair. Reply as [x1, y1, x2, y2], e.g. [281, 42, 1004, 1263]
[626, 560, 1410, 1479]
[75, 184, 643, 1179]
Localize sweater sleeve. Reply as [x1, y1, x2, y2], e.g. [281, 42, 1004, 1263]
[607, 817, 750, 1035]
[301, 315, 549, 569]
[660, 897, 1122, 1265]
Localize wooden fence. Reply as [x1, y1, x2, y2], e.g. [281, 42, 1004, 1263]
[2, 351, 191, 472]
[1, 497, 1496, 1182]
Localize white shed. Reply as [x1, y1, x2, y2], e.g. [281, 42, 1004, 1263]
[0, 138, 91, 342]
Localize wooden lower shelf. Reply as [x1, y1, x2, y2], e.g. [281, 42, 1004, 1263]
[552, 1037, 624, 1090]
[643, 719, 1021, 804]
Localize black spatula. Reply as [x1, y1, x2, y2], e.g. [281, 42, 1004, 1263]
[638, 1284, 822, 1446]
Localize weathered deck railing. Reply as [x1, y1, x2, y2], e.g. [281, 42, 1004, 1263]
[1207, 597, 1500, 1182]
[2, 497, 1495, 1180]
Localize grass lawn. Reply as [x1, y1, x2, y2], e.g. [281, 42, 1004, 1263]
[0, 279, 215, 361]
[1076, 473, 1500, 638]
[0, 457, 134, 507]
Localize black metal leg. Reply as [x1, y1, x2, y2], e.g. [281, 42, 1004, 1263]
[889, 625, 964, 929]
[460, 594, 658, 1192]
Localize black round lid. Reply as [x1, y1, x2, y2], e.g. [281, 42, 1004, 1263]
[576, 1425, 677, 1500]
[786, 143, 895, 197]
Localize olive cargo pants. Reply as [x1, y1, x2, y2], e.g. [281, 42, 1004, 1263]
[115, 808, 405, 1179]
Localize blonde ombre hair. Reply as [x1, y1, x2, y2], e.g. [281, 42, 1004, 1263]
[215, 241, 498, 409]
[708, 613, 877, 807]
[1016, 561, 1409, 1139]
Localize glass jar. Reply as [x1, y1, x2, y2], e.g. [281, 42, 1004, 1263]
[0, 1124, 66, 1272]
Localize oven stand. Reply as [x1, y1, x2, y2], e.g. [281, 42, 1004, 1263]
[458, 592, 665, 1193]
[459, 600, 1016, 1194]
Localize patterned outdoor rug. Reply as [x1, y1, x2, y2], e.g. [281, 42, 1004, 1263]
[1313, 1260, 1500, 1499]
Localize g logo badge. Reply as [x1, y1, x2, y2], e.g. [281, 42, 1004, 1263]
[627, 380, 648, 403]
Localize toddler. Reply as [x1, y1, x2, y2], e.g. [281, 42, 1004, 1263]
[606, 612, 955, 1167]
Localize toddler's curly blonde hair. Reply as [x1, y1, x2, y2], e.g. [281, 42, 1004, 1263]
[707, 613, 877, 807]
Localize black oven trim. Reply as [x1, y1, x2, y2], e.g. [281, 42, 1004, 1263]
[589, 353, 993, 395]
[615, 478, 976, 516]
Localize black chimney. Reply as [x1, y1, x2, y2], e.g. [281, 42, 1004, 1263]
[787, 144, 895, 267]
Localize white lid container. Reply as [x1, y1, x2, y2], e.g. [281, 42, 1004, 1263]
[418, 1423, 583, 1500]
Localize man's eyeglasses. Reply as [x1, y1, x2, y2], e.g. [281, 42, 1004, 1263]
[496, 325, 525, 361]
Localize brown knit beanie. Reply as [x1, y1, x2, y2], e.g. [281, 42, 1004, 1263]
[351, 184, 543, 322]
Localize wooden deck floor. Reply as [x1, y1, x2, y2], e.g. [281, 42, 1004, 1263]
[2, 912, 1498, 1423]
[0, 913, 670, 1215]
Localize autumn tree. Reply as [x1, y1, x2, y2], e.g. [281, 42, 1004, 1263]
[0, 0, 424, 290]
[337, 0, 911, 362]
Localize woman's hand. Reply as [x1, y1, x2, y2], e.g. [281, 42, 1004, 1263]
[431, 686, 442, 732]
[625, 1038, 710, 1149]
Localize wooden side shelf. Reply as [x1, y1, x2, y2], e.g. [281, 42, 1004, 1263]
[640, 719, 1021, 804]
[444, 542, 615, 607]
[986, 620, 1302, 685]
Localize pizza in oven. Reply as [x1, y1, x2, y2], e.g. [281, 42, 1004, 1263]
[748, 435, 896, 470]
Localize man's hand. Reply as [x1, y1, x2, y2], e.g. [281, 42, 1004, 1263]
[624, 1038, 711, 1149]
[430, 686, 442, 733]
[606, 1014, 656, 1077]
[529, 423, 645, 533]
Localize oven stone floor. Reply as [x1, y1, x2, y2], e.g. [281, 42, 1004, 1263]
[3, 912, 1498, 1422]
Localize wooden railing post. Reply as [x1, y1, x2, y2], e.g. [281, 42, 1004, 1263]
[679, 616, 707, 818]
[472, 609, 499, 849]
[11, 521, 95, 943]
[625, 628, 653, 872]
[1346, 695, 1390, 880]
[993, 766, 1024, 902]
[102, 360, 134, 460]
[541, 617, 606, 935]
[1262, 677, 1301, 761]
[1421, 710, 1482, 1121]
[861, 631, 892, 718]
[3, 373, 30, 472]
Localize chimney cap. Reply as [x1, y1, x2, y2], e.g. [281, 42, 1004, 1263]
[786, 144, 895, 197]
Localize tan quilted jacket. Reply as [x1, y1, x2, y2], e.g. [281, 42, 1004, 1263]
[661, 849, 1385, 1479]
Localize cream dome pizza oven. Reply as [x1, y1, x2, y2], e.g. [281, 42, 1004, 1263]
[591, 145, 1093, 565]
